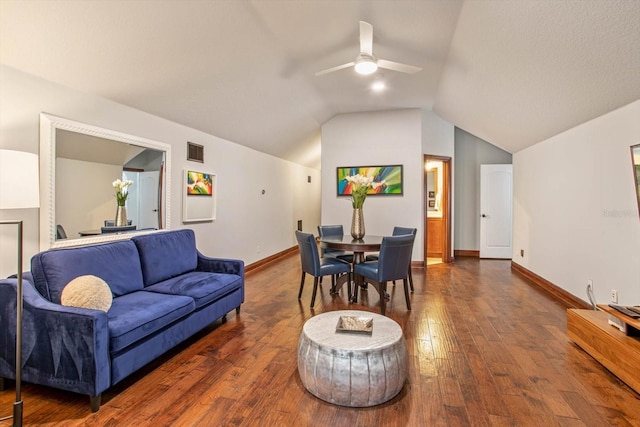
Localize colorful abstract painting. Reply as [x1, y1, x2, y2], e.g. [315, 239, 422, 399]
[336, 165, 403, 196]
[186, 170, 213, 196]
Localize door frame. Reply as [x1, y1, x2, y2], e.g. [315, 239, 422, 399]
[423, 155, 453, 264]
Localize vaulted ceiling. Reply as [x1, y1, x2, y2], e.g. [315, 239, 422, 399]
[2, 0, 639, 169]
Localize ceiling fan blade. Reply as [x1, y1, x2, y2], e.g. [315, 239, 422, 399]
[315, 62, 355, 76]
[377, 59, 421, 74]
[359, 21, 373, 55]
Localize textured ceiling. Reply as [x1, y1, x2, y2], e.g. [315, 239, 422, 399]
[1, 0, 639, 169]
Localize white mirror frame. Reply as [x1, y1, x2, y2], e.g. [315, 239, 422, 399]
[39, 113, 171, 250]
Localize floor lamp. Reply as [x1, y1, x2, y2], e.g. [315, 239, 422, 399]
[0, 149, 40, 427]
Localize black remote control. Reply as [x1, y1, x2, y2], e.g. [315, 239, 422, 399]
[608, 304, 640, 319]
[626, 306, 640, 316]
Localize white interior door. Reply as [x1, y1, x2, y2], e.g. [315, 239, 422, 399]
[480, 164, 513, 259]
[138, 171, 159, 229]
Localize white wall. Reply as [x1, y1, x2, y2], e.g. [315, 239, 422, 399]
[422, 110, 455, 159]
[513, 100, 640, 306]
[0, 65, 321, 277]
[321, 109, 424, 260]
[56, 158, 122, 238]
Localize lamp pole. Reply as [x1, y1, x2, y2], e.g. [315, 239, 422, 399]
[0, 220, 24, 427]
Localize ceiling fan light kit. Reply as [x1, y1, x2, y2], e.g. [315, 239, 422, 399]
[354, 55, 378, 75]
[316, 21, 421, 77]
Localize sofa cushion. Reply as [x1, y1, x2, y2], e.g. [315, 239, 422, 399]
[31, 240, 144, 304]
[132, 229, 198, 286]
[144, 271, 243, 309]
[107, 291, 195, 353]
[61, 275, 113, 312]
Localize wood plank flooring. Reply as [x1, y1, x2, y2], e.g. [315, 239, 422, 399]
[1, 256, 639, 426]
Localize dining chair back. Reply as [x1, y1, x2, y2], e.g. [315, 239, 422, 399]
[104, 219, 133, 226]
[295, 230, 352, 307]
[317, 225, 354, 263]
[354, 233, 415, 316]
[56, 224, 67, 240]
[100, 225, 137, 234]
[365, 226, 417, 291]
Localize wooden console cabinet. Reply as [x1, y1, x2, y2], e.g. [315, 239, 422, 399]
[567, 305, 640, 394]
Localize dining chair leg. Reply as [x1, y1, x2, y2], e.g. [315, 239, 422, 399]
[352, 275, 359, 303]
[403, 278, 411, 310]
[408, 266, 414, 292]
[347, 273, 353, 303]
[380, 282, 387, 316]
[330, 274, 336, 294]
[310, 276, 320, 307]
[298, 272, 306, 299]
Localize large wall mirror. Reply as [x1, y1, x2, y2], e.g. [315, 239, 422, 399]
[40, 113, 171, 249]
[632, 143, 640, 219]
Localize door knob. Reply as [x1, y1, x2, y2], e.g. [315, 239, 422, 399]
[481, 214, 487, 218]
[152, 209, 158, 212]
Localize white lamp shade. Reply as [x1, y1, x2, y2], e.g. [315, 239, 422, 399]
[0, 149, 40, 209]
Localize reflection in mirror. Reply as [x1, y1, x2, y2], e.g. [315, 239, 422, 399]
[632, 144, 640, 218]
[426, 160, 443, 217]
[40, 114, 171, 250]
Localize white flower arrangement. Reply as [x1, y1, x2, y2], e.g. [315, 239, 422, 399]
[345, 174, 385, 209]
[113, 178, 134, 206]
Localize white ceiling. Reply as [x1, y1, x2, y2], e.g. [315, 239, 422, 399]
[2, 0, 639, 169]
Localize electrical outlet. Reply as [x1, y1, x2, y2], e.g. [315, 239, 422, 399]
[257, 245, 261, 253]
[611, 289, 618, 303]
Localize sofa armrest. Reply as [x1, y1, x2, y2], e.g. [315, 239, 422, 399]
[196, 251, 245, 276]
[0, 278, 110, 397]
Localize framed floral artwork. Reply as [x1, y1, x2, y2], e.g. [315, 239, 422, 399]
[336, 165, 403, 196]
[186, 170, 213, 196]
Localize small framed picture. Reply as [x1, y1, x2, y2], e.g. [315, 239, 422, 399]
[428, 200, 435, 208]
[183, 169, 216, 222]
[428, 191, 435, 198]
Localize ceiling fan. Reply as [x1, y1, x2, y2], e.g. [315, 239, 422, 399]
[315, 21, 422, 77]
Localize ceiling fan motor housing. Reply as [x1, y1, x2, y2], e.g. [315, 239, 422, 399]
[355, 53, 378, 75]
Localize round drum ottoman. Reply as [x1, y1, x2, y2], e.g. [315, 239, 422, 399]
[297, 310, 408, 407]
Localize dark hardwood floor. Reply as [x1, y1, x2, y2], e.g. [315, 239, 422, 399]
[1, 255, 639, 426]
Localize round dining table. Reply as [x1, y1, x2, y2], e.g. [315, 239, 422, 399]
[318, 234, 383, 264]
[318, 235, 384, 302]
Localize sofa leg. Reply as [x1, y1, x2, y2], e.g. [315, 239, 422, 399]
[0, 377, 6, 391]
[90, 394, 101, 412]
[235, 306, 241, 315]
[222, 314, 227, 323]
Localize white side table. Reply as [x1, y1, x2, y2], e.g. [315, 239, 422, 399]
[297, 310, 408, 407]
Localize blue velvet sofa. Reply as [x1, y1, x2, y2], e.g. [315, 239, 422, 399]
[0, 229, 244, 411]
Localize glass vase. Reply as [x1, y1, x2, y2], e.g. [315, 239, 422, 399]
[351, 208, 365, 239]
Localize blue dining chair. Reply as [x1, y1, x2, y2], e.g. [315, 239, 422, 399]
[317, 225, 354, 263]
[104, 219, 132, 226]
[296, 231, 352, 308]
[365, 226, 416, 291]
[100, 225, 137, 234]
[353, 234, 415, 316]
